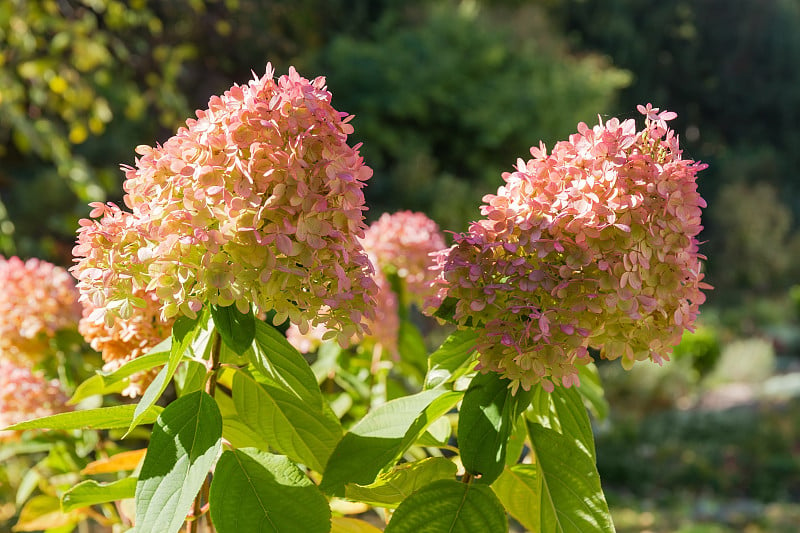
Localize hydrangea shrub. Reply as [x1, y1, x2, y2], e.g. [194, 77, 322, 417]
[3, 66, 709, 533]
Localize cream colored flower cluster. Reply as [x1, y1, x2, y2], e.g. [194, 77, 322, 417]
[72, 65, 378, 345]
[427, 106, 711, 392]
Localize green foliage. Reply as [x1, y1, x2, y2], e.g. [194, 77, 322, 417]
[211, 303, 256, 355]
[134, 391, 222, 533]
[384, 479, 508, 533]
[314, 2, 628, 231]
[61, 478, 137, 513]
[0, 0, 193, 259]
[672, 326, 722, 377]
[210, 449, 331, 533]
[458, 372, 530, 484]
[4, 404, 161, 431]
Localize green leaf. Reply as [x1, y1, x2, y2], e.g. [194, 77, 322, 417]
[345, 457, 457, 508]
[211, 303, 255, 355]
[232, 370, 341, 472]
[528, 384, 595, 459]
[424, 329, 478, 389]
[526, 422, 614, 533]
[173, 360, 208, 396]
[209, 449, 330, 533]
[492, 464, 539, 532]
[458, 372, 531, 484]
[397, 319, 428, 377]
[4, 404, 162, 431]
[321, 389, 462, 495]
[134, 391, 222, 533]
[577, 363, 609, 420]
[432, 296, 459, 323]
[70, 345, 171, 404]
[215, 389, 265, 450]
[415, 415, 452, 447]
[250, 320, 325, 409]
[384, 479, 507, 533]
[128, 309, 210, 435]
[61, 478, 137, 512]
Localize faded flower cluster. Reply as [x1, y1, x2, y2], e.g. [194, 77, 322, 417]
[0, 360, 71, 435]
[427, 105, 710, 392]
[72, 65, 378, 345]
[79, 290, 174, 397]
[0, 255, 82, 363]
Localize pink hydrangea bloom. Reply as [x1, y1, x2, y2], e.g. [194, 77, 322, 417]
[72, 65, 378, 345]
[0, 256, 81, 363]
[427, 106, 711, 392]
[0, 360, 71, 436]
[286, 210, 444, 357]
[79, 289, 174, 397]
[287, 268, 399, 357]
[361, 211, 447, 305]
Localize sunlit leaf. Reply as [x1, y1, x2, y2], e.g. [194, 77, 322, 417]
[424, 329, 478, 389]
[209, 449, 330, 533]
[345, 457, 457, 508]
[383, 480, 507, 533]
[4, 404, 161, 432]
[134, 391, 222, 533]
[81, 448, 146, 474]
[61, 478, 137, 512]
[232, 370, 341, 472]
[526, 421, 614, 533]
[321, 389, 462, 495]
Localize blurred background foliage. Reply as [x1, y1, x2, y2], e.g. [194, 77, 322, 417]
[2, 0, 800, 531]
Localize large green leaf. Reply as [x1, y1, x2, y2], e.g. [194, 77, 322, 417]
[232, 370, 341, 472]
[384, 479, 507, 533]
[128, 309, 211, 434]
[4, 404, 161, 431]
[458, 372, 531, 484]
[61, 478, 137, 512]
[249, 320, 325, 409]
[526, 421, 614, 533]
[528, 383, 595, 459]
[320, 389, 462, 495]
[491, 464, 539, 531]
[211, 303, 256, 355]
[134, 391, 222, 533]
[424, 329, 478, 389]
[345, 457, 457, 509]
[209, 449, 330, 533]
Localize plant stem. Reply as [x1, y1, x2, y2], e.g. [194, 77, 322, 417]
[189, 329, 222, 533]
[205, 329, 222, 397]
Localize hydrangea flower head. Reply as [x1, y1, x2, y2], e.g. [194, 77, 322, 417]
[427, 106, 710, 392]
[72, 65, 378, 344]
[0, 360, 71, 437]
[286, 268, 399, 357]
[361, 211, 447, 305]
[0, 256, 81, 363]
